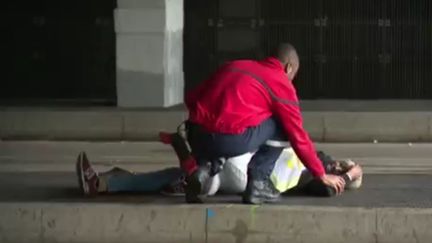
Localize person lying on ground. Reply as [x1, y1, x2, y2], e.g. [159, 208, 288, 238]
[75, 150, 362, 198]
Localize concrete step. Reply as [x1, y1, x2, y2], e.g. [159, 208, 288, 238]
[1, 141, 432, 174]
[1, 140, 432, 243]
[3, 202, 432, 243]
[1, 104, 432, 142]
[1, 172, 432, 243]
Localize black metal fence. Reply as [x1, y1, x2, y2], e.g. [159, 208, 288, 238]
[185, 0, 432, 99]
[2, 0, 430, 103]
[1, 0, 116, 104]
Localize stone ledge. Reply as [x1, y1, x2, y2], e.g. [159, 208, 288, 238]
[1, 203, 432, 243]
[323, 112, 431, 142]
[0, 109, 431, 142]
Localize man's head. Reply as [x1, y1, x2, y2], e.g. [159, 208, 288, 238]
[272, 43, 299, 80]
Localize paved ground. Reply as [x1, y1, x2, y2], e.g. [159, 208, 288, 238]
[1, 141, 432, 174]
[0, 141, 431, 207]
[0, 172, 431, 208]
[1, 141, 432, 243]
[3, 99, 432, 111]
[1, 104, 432, 142]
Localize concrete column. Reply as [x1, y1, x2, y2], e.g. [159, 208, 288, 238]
[115, 0, 184, 107]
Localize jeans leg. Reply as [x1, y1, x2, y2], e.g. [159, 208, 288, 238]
[247, 118, 287, 180]
[107, 168, 183, 193]
[248, 145, 284, 180]
[186, 122, 213, 166]
[187, 118, 282, 157]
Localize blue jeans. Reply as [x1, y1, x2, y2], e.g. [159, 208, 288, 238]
[106, 168, 183, 193]
[187, 118, 286, 180]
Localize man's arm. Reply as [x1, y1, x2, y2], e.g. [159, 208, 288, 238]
[271, 82, 345, 193]
[272, 87, 325, 177]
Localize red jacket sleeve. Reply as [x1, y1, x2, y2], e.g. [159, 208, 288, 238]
[272, 82, 326, 178]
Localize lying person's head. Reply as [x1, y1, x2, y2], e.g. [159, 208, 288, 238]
[304, 161, 362, 197]
[326, 160, 363, 190]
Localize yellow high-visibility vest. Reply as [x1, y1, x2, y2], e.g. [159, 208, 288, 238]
[270, 148, 305, 192]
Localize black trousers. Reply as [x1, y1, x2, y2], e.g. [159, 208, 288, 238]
[186, 118, 287, 180]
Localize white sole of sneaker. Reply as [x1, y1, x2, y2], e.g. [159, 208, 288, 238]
[77, 152, 90, 195]
[76, 152, 83, 191]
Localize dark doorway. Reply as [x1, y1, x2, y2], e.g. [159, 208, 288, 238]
[184, 0, 432, 99]
[1, 0, 116, 106]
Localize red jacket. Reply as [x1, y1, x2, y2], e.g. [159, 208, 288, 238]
[185, 57, 325, 178]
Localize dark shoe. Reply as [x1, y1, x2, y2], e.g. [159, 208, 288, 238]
[242, 178, 281, 205]
[185, 165, 211, 203]
[76, 152, 99, 196]
[160, 175, 186, 196]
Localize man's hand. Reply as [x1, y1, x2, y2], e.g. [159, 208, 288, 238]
[319, 174, 346, 195]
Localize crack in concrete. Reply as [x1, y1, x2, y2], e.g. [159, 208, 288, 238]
[39, 208, 45, 243]
[375, 209, 379, 243]
[120, 115, 126, 141]
[205, 208, 209, 243]
[322, 115, 327, 142]
[428, 116, 432, 141]
[115, 213, 124, 232]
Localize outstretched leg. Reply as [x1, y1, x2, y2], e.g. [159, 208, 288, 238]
[76, 152, 184, 195]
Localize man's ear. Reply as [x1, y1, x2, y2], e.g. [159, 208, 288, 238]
[286, 63, 293, 75]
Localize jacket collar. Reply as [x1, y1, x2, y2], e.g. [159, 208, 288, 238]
[260, 57, 290, 81]
[261, 57, 285, 72]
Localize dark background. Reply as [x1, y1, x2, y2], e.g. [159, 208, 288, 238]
[185, 0, 432, 99]
[1, 0, 117, 105]
[1, 0, 431, 105]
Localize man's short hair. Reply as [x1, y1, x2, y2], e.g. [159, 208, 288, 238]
[271, 43, 299, 66]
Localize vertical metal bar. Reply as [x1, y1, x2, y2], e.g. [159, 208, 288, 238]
[317, 0, 324, 97]
[380, 0, 387, 98]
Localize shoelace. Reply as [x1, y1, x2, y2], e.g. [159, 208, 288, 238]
[84, 168, 96, 180]
[170, 175, 187, 192]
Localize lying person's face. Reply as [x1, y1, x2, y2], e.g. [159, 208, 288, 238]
[326, 160, 355, 175]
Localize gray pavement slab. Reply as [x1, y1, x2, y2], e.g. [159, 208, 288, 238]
[3, 201, 432, 243]
[1, 102, 432, 142]
[1, 172, 431, 208]
[0, 141, 432, 242]
[2, 99, 432, 111]
[1, 141, 432, 174]
[323, 112, 430, 142]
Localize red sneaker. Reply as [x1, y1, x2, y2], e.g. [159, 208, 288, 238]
[76, 152, 99, 196]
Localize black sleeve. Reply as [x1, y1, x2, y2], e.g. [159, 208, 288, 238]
[316, 151, 336, 173]
[304, 174, 352, 197]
